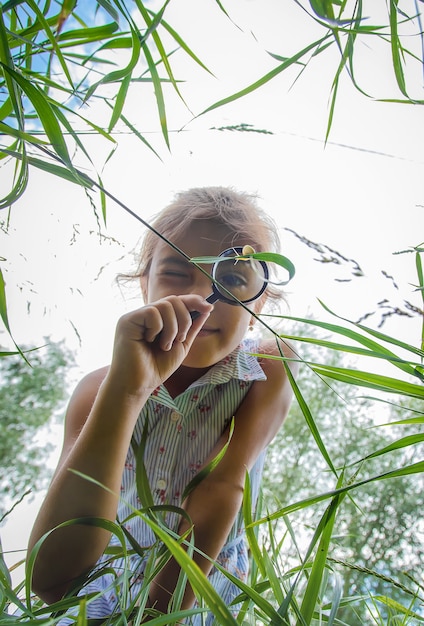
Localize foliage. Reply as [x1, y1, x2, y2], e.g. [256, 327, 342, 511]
[0, 1, 424, 624]
[263, 336, 424, 623]
[0, 339, 74, 520]
[0, 256, 423, 624]
[0, 1, 423, 211]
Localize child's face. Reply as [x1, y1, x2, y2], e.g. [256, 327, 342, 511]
[142, 221, 263, 369]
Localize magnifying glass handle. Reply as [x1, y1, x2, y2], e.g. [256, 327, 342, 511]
[190, 293, 218, 320]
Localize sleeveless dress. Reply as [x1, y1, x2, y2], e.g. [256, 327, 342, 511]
[66, 338, 267, 624]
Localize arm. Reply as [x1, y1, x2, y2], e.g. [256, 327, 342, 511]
[28, 295, 213, 604]
[148, 339, 297, 613]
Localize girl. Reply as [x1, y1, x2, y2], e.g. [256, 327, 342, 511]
[28, 186, 297, 624]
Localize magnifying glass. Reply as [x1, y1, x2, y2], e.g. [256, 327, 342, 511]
[191, 247, 269, 318]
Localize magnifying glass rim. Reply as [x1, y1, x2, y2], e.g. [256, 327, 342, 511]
[211, 246, 269, 305]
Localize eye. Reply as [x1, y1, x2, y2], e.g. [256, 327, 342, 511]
[160, 270, 190, 280]
[219, 272, 248, 289]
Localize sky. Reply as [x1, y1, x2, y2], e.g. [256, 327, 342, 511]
[1, 0, 423, 579]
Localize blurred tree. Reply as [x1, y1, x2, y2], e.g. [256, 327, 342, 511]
[0, 340, 74, 520]
[262, 333, 424, 623]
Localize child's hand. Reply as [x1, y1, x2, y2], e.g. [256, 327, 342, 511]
[107, 295, 213, 395]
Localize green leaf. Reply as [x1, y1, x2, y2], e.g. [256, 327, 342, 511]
[251, 460, 424, 526]
[25, 515, 128, 608]
[312, 363, 424, 399]
[0, 63, 72, 167]
[284, 361, 338, 475]
[242, 472, 266, 578]
[199, 35, 331, 117]
[0, 268, 12, 337]
[132, 421, 155, 508]
[141, 514, 239, 626]
[1, 148, 93, 188]
[190, 251, 295, 285]
[296, 491, 343, 626]
[56, 22, 119, 43]
[182, 419, 234, 500]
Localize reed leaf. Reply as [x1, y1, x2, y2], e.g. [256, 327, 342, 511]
[296, 477, 344, 626]
[1, 148, 93, 187]
[312, 363, 424, 398]
[0, 64, 71, 167]
[199, 35, 331, 116]
[251, 460, 424, 526]
[242, 472, 266, 578]
[25, 0, 74, 89]
[141, 515, 239, 626]
[389, 0, 408, 98]
[132, 422, 154, 509]
[25, 516, 128, 609]
[84, 24, 141, 101]
[284, 360, 338, 476]
[278, 331, 421, 379]
[153, 12, 214, 76]
[352, 433, 424, 464]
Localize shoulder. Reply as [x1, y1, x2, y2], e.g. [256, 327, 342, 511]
[256, 337, 299, 381]
[57, 366, 110, 466]
[70, 366, 110, 410]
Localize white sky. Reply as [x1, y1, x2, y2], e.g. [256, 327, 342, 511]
[1, 0, 423, 579]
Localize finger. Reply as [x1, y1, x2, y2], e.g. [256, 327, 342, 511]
[149, 300, 181, 351]
[141, 306, 165, 344]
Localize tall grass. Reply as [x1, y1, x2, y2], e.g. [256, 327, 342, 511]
[1, 246, 423, 624]
[1, 1, 423, 624]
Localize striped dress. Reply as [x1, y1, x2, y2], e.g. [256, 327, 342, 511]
[70, 338, 267, 624]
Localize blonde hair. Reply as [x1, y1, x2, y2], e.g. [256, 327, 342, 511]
[127, 186, 284, 305]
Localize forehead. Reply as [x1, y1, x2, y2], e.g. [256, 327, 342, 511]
[151, 220, 248, 263]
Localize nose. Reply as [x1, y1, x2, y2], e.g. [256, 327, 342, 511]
[192, 266, 213, 299]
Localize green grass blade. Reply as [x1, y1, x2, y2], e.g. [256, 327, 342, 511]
[278, 332, 421, 378]
[132, 423, 155, 508]
[214, 560, 287, 624]
[141, 515, 239, 625]
[296, 493, 342, 626]
[25, 516, 127, 608]
[0, 62, 71, 166]
[0, 7, 24, 127]
[389, 0, 408, 97]
[84, 25, 141, 101]
[108, 72, 131, 132]
[26, 0, 75, 89]
[190, 251, 296, 285]
[276, 308, 424, 359]
[199, 35, 331, 116]
[0, 144, 28, 209]
[354, 433, 424, 464]
[251, 460, 424, 526]
[284, 361, 338, 475]
[312, 363, 424, 398]
[415, 247, 424, 352]
[242, 471, 266, 578]
[153, 12, 214, 76]
[182, 419, 234, 500]
[0, 120, 48, 144]
[1, 147, 93, 187]
[141, 39, 169, 148]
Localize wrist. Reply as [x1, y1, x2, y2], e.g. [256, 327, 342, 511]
[98, 372, 153, 413]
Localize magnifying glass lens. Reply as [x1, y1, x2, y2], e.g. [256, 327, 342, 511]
[213, 256, 267, 303]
